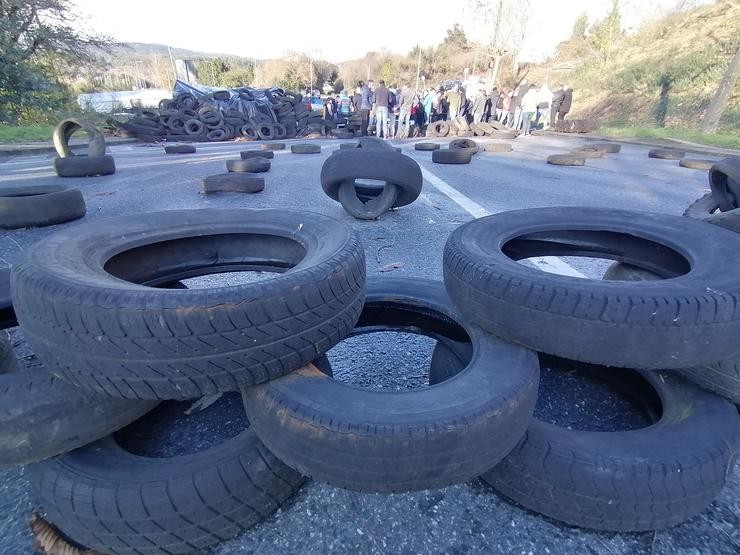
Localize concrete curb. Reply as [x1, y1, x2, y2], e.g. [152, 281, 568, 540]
[0, 138, 139, 159]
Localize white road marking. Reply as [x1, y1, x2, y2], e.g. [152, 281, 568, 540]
[420, 165, 587, 278]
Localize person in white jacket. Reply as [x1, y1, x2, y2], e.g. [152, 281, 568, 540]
[536, 83, 552, 129]
[519, 84, 539, 136]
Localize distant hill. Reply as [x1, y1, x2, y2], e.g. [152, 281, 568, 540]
[110, 42, 255, 62]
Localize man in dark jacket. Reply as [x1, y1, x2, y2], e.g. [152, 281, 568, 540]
[359, 80, 372, 136]
[557, 86, 573, 122]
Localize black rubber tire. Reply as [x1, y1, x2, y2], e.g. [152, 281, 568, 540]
[709, 157, 740, 212]
[261, 142, 285, 151]
[240, 150, 273, 160]
[356, 136, 393, 150]
[547, 154, 585, 166]
[0, 185, 86, 229]
[164, 144, 196, 154]
[449, 138, 479, 154]
[52, 118, 107, 158]
[197, 107, 222, 125]
[184, 119, 206, 135]
[166, 116, 187, 133]
[679, 158, 715, 170]
[206, 129, 227, 142]
[415, 142, 440, 151]
[257, 125, 275, 140]
[175, 92, 196, 110]
[12, 209, 366, 400]
[604, 262, 740, 404]
[272, 123, 287, 140]
[226, 158, 271, 173]
[490, 130, 517, 140]
[648, 148, 686, 160]
[337, 180, 399, 220]
[428, 340, 740, 531]
[432, 149, 472, 164]
[224, 117, 246, 127]
[242, 277, 539, 493]
[683, 192, 718, 219]
[291, 143, 321, 154]
[54, 155, 116, 177]
[240, 124, 259, 140]
[484, 143, 513, 153]
[202, 173, 265, 194]
[443, 206, 740, 369]
[28, 403, 304, 554]
[430, 121, 450, 137]
[572, 146, 605, 158]
[589, 142, 621, 153]
[321, 149, 422, 208]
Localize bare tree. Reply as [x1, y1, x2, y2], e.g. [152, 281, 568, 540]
[700, 44, 740, 133]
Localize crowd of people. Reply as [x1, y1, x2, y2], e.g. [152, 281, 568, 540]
[320, 79, 574, 139]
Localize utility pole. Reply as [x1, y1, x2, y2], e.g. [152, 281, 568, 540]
[167, 44, 177, 83]
[415, 46, 422, 91]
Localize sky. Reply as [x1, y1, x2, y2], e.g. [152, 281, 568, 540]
[71, 0, 712, 63]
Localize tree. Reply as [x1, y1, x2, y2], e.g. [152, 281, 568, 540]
[443, 24, 471, 51]
[571, 12, 589, 40]
[700, 44, 740, 133]
[195, 58, 230, 87]
[590, 0, 622, 65]
[220, 67, 254, 88]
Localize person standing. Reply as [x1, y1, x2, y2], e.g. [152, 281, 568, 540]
[398, 84, 418, 135]
[535, 82, 552, 129]
[495, 90, 505, 121]
[509, 79, 527, 130]
[520, 84, 538, 135]
[502, 89, 513, 125]
[445, 86, 461, 121]
[373, 80, 390, 139]
[338, 90, 352, 116]
[550, 84, 565, 127]
[558, 86, 573, 123]
[358, 81, 373, 136]
[352, 86, 362, 113]
[472, 89, 487, 123]
[423, 89, 434, 125]
[388, 86, 398, 138]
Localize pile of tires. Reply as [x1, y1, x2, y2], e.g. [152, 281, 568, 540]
[551, 118, 598, 133]
[431, 138, 479, 164]
[321, 138, 422, 219]
[428, 119, 517, 139]
[109, 88, 323, 143]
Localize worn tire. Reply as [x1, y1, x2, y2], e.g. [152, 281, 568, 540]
[429, 340, 740, 531]
[12, 209, 366, 400]
[547, 154, 585, 166]
[28, 400, 304, 554]
[240, 150, 273, 160]
[164, 144, 196, 154]
[242, 277, 539, 493]
[240, 124, 259, 140]
[54, 155, 116, 177]
[490, 130, 518, 140]
[679, 158, 715, 170]
[0, 185, 86, 229]
[226, 158, 271, 173]
[206, 129, 227, 142]
[449, 138, 479, 154]
[604, 262, 740, 404]
[430, 121, 450, 137]
[184, 119, 206, 136]
[261, 142, 285, 151]
[648, 148, 686, 160]
[321, 149, 422, 208]
[432, 149, 472, 164]
[415, 142, 440, 151]
[572, 146, 606, 158]
[53, 118, 106, 158]
[683, 192, 718, 219]
[709, 157, 740, 212]
[202, 173, 265, 194]
[484, 143, 513, 153]
[291, 143, 321, 154]
[443, 206, 740, 369]
[589, 142, 621, 153]
[257, 125, 276, 140]
[337, 180, 399, 220]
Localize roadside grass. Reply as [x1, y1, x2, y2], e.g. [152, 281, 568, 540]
[0, 124, 53, 143]
[599, 126, 740, 150]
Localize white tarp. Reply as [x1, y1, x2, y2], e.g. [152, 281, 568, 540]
[77, 89, 171, 113]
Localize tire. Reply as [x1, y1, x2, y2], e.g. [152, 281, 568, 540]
[679, 158, 715, 170]
[356, 136, 393, 150]
[478, 122, 494, 134]
[197, 107, 222, 125]
[490, 130, 517, 140]
[201, 173, 265, 194]
[590, 142, 621, 153]
[291, 143, 321, 154]
[415, 142, 439, 151]
[261, 142, 285, 151]
[428, 340, 740, 531]
[454, 116, 470, 131]
[604, 262, 740, 404]
[166, 116, 187, 133]
[572, 146, 605, 158]
[683, 192, 718, 219]
[240, 150, 274, 160]
[709, 157, 740, 212]
[257, 125, 275, 140]
[337, 180, 399, 220]
[339, 143, 358, 150]
[442, 206, 740, 369]
[242, 277, 539, 493]
[456, 130, 474, 137]
[469, 123, 486, 136]
[430, 121, 450, 137]
[484, 143, 513, 153]
[53, 155, 116, 177]
[0, 185, 86, 229]
[432, 149, 472, 164]
[449, 138, 479, 154]
[52, 118, 107, 158]
[164, 144, 196, 154]
[224, 117, 246, 127]
[175, 92, 196, 110]
[12, 209, 366, 400]
[648, 148, 686, 160]
[184, 119, 206, 135]
[272, 123, 288, 140]
[321, 149, 422, 208]
[29, 399, 304, 554]
[226, 158, 271, 173]
[547, 154, 585, 166]
[240, 124, 259, 140]
[206, 129, 227, 142]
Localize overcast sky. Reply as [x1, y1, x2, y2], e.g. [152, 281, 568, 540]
[72, 0, 711, 63]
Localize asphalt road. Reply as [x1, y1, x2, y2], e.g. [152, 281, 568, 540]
[0, 134, 737, 555]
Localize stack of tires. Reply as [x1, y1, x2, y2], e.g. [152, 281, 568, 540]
[427, 119, 517, 140]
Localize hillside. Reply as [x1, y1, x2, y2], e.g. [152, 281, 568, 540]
[109, 43, 254, 62]
[536, 0, 739, 132]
